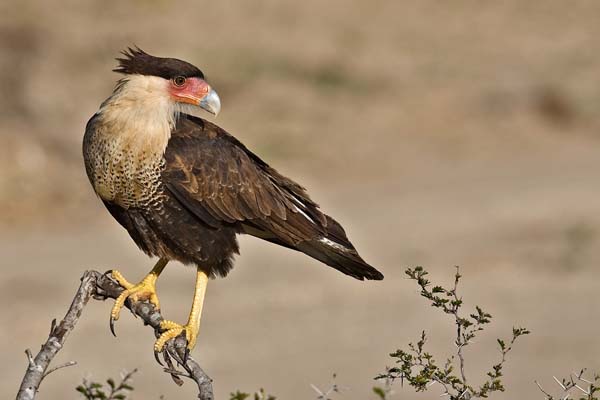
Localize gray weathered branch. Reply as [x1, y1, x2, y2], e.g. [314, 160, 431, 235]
[16, 270, 214, 400]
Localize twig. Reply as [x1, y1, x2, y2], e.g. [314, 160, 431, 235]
[535, 380, 554, 398]
[450, 269, 468, 387]
[536, 368, 599, 400]
[16, 270, 214, 400]
[17, 271, 97, 400]
[42, 360, 78, 380]
[310, 374, 346, 399]
[377, 267, 528, 400]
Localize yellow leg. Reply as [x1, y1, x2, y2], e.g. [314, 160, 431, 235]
[110, 258, 168, 335]
[154, 268, 209, 352]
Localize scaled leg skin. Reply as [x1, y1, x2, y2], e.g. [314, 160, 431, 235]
[154, 267, 209, 353]
[110, 258, 168, 335]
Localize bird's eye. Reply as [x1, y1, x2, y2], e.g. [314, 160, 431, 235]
[173, 76, 186, 87]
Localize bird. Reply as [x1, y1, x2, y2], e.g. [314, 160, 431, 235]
[83, 47, 383, 355]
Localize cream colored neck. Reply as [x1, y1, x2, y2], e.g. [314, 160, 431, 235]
[97, 75, 177, 156]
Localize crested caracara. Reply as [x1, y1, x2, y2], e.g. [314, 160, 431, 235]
[83, 47, 383, 354]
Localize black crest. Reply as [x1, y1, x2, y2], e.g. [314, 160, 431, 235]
[114, 47, 204, 80]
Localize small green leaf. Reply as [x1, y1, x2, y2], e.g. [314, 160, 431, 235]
[229, 391, 250, 400]
[119, 384, 134, 391]
[497, 339, 505, 350]
[75, 386, 87, 394]
[372, 386, 386, 399]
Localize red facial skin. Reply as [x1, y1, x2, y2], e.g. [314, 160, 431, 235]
[168, 77, 211, 105]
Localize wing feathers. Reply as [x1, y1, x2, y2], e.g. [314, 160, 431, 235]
[164, 116, 322, 233]
[162, 115, 383, 280]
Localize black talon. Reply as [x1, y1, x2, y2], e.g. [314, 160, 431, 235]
[104, 269, 114, 276]
[154, 349, 164, 366]
[164, 350, 174, 369]
[109, 317, 117, 337]
[183, 346, 190, 364]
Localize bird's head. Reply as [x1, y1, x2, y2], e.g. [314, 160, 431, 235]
[113, 47, 221, 116]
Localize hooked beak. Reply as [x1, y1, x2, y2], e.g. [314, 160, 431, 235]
[170, 77, 221, 117]
[199, 88, 221, 116]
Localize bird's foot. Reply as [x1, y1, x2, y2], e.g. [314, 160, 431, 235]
[109, 269, 160, 335]
[154, 320, 198, 354]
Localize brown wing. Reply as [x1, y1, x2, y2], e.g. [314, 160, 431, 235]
[162, 115, 383, 281]
[162, 115, 327, 246]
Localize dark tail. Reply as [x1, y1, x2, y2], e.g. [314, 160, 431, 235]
[296, 215, 384, 281]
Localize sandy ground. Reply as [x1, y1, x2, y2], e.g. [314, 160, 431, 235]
[2, 1, 600, 399]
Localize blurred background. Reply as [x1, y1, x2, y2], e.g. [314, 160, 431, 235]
[2, 0, 600, 398]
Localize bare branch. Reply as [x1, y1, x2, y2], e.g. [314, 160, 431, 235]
[42, 360, 78, 380]
[16, 270, 214, 400]
[535, 380, 553, 398]
[17, 271, 97, 400]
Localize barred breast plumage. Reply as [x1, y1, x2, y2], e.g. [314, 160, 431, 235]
[83, 120, 165, 210]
